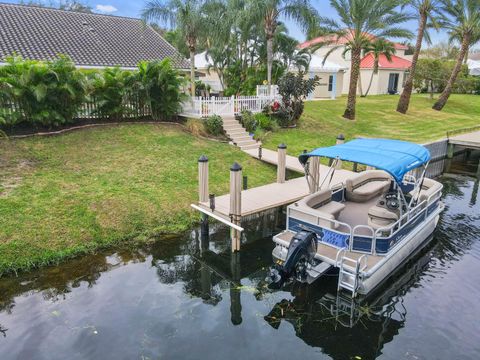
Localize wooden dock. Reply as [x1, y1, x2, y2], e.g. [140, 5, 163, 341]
[195, 152, 354, 219]
[449, 130, 480, 149]
[243, 148, 306, 173]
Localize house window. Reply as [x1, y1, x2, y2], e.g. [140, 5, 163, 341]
[328, 75, 334, 92]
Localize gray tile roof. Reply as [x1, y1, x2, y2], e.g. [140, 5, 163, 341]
[0, 3, 190, 69]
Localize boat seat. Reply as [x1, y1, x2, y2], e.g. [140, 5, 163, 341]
[346, 170, 391, 203]
[367, 205, 399, 230]
[409, 178, 443, 205]
[296, 189, 345, 229]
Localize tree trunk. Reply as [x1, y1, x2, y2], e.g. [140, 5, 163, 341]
[397, 12, 427, 114]
[433, 34, 470, 111]
[343, 47, 361, 120]
[430, 80, 434, 100]
[267, 35, 274, 85]
[357, 70, 364, 96]
[363, 62, 378, 97]
[190, 49, 196, 97]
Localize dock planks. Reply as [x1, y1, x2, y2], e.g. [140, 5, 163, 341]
[449, 130, 480, 149]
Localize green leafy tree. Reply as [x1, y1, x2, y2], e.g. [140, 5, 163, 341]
[89, 67, 134, 120]
[247, 0, 318, 85]
[397, 0, 442, 114]
[0, 55, 87, 127]
[142, 0, 210, 97]
[319, 0, 413, 120]
[362, 38, 397, 97]
[135, 59, 187, 120]
[433, 0, 480, 111]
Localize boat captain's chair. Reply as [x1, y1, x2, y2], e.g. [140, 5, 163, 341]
[367, 205, 399, 230]
[295, 189, 345, 229]
[409, 178, 443, 206]
[345, 170, 391, 203]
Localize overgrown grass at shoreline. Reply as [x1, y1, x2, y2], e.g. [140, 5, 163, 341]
[0, 124, 277, 276]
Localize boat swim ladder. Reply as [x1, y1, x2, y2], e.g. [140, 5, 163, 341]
[337, 254, 367, 298]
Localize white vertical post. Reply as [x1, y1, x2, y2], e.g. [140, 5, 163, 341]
[309, 157, 320, 193]
[230, 162, 242, 252]
[277, 143, 287, 183]
[198, 155, 209, 203]
[335, 134, 345, 170]
[231, 95, 235, 116]
[331, 73, 337, 100]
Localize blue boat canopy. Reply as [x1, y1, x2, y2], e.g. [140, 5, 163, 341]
[299, 139, 430, 183]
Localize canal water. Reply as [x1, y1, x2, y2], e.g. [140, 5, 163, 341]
[0, 174, 479, 360]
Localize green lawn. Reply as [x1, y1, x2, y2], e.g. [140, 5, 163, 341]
[0, 124, 277, 275]
[262, 94, 480, 156]
[1, 94, 479, 276]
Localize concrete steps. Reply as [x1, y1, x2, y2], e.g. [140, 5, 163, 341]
[222, 116, 261, 151]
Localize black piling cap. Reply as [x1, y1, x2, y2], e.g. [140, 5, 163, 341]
[230, 162, 242, 172]
[198, 155, 209, 163]
[278, 143, 287, 149]
[337, 134, 345, 141]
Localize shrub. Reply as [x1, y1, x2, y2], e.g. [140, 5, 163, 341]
[240, 109, 257, 133]
[0, 55, 87, 127]
[89, 67, 134, 120]
[204, 115, 223, 136]
[273, 72, 319, 126]
[254, 113, 276, 131]
[135, 59, 187, 121]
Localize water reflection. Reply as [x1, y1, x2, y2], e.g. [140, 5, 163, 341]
[0, 176, 479, 359]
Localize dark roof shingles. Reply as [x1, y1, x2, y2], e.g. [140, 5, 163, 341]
[0, 3, 190, 69]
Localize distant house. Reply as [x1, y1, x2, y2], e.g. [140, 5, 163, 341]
[299, 32, 412, 95]
[194, 51, 346, 99]
[0, 3, 190, 70]
[467, 59, 480, 76]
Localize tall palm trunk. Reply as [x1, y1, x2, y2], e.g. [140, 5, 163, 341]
[432, 34, 470, 111]
[343, 47, 362, 120]
[363, 62, 378, 97]
[397, 12, 427, 114]
[266, 35, 274, 85]
[189, 48, 196, 97]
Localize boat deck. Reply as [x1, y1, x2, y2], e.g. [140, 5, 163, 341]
[275, 230, 383, 271]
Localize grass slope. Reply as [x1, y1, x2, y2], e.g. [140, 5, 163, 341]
[262, 94, 480, 155]
[0, 124, 276, 275]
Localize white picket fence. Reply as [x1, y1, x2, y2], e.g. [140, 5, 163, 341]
[181, 94, 280, 118]
[256, 85, 279, 98]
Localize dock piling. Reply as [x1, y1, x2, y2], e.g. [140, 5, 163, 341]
[308, 157, 320, 193]
[198, 155, 209, 203]
[277, 144, 287, 183]
[230, 162, 242, 252]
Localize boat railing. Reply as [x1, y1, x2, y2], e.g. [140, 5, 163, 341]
[288, 183, 443, 256]
[374, 185, 443, 240]
[287, 205, 353, 240]
[352, 225, 376, 253]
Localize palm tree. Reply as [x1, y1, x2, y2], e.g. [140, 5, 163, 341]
[362, 38, 396, 97]
[432, 0, 480, 111]
[248, 0, 318, 86]
[320, 0, 413, 120]
[397, 0, 442, 114]
[142, 0, 210, 97]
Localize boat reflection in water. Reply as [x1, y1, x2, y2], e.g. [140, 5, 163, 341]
[264, 237, 434, 359]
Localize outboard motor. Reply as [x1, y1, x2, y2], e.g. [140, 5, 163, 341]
[269, 231, 317, 289]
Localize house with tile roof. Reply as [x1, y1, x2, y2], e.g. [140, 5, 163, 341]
[0, 3, 189, 70]
[299, 32, 412, 95]
[194, 51, 347, 99]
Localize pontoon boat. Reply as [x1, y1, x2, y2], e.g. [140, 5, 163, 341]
[271, 139, 444, 297]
